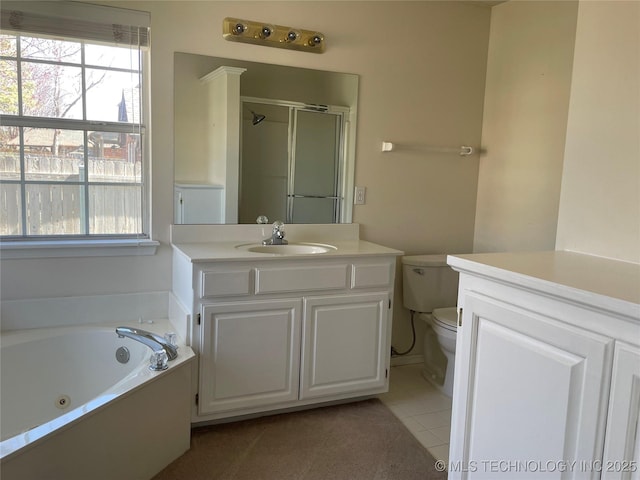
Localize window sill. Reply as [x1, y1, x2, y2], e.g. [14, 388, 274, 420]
[0, 238, 160, 259]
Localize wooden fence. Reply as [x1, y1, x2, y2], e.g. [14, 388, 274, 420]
[0, 154, 142, 236]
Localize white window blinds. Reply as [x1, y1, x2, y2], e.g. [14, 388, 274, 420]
[0, 1, 151, 239]
[0, 1, 150, 48]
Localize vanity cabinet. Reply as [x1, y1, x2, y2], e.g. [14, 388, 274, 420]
[199, 299, 302, 415]
[171, 246, 399, 424]
[447, 252, 640, 480]
[301, 292, 389, 399]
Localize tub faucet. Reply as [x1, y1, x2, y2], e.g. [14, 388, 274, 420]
[115, 327, 178, 366]
[262, 220, 288, 246]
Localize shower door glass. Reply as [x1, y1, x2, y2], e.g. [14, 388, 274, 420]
[239, 100, 344, 224]
[239, 103, 289, 224]
[288, 109, 342, 223]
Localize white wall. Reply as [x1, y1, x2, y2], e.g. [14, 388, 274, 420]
[474, 0, 578, 253]
[555, 0, 640, 264]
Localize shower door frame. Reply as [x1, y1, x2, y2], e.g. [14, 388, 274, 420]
[240, 96, 351, 224]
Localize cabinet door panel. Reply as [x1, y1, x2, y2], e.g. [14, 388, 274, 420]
[602, 342, 640, 480]
[451, 292, 613, 480]
[301, 292, 388, 399]
[199, 300, 301, 415]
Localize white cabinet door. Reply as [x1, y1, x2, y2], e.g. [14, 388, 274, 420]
[602, 342, 640, 480]
[199, 299, 302, 415]
[450, 292, 613, 480]
[174, 184, 224, 224]
[300, 292, 389, 399]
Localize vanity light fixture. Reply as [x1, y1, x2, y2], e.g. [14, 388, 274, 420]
[223, 17, 325, 53]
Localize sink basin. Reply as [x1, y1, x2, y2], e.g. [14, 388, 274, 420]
[236, 243, 337, 255]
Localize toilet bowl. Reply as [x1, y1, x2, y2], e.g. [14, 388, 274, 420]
[430, 307, 457, 397]
[401, 254, 460, 398]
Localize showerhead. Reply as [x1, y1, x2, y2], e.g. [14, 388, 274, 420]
[251, 110, 266, 126]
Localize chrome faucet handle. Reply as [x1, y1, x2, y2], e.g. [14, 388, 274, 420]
[149, 350, 169, 371]
[256, 215, 269, 224]
[272, 221, 288, 243]
[164, 332, 178, 348]
[262, 221, 288, 245]
[272, 220, 285, 234]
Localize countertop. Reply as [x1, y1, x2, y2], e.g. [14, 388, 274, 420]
[448, 251, 640, 320]
[172, 239, 404, 263]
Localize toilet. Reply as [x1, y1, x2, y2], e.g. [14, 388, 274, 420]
[401, 254, 459, 397]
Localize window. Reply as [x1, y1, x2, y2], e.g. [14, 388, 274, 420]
[0, 2, 150, 241]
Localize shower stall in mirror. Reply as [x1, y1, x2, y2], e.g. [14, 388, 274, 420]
[239, 97, 347, 225]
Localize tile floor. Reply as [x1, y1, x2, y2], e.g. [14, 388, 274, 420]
[378, 363, 452, 464]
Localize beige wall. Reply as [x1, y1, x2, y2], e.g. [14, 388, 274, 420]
[7, 0, 636, 362]
[473, 0, 578, 253]
[142, 0, 491, 255]
[555, 0, 640, 263]
[1, 2, 491, 358]
[149, 0, 491, 355]
[474, 0, 640, 266]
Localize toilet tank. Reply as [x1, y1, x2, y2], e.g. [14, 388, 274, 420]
[402, 254, 459, 313]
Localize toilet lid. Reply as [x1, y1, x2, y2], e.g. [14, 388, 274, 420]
[432, 307, 458, 330]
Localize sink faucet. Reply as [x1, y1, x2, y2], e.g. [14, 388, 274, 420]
[116, 327, 178, 370]
[262, 220, 289, 246]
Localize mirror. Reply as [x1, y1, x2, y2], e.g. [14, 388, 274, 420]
[173, 52, 359, 225]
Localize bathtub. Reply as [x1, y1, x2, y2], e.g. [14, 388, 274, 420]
[0, 320, 195, 480]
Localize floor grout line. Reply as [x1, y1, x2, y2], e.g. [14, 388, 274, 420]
[379, 364, 451, 464]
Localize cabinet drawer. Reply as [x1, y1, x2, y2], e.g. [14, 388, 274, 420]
[255, 264, 348, 294]
[351, 262, 393, 288]
[201, 269, 252, 298]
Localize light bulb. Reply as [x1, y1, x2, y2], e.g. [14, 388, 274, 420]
[259, 25, 273, 39]
[308, 34, 323, 47]
[285, 30, 299, 42]
[232, 23, 246, 35]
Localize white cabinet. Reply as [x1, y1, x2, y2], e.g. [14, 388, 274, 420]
[199, 299, 301, 415]
[452, 292, 612, 479]
[301, 292, 389, 399]
[602, 342, 640, 480]
[172, 252, 398, 423]
[448, 252, 640, 480]
[174, 183, 224, 224]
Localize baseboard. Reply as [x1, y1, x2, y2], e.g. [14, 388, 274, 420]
[390, 354, 424, 367]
